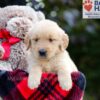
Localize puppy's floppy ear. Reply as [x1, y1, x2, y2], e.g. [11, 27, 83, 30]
[60, 32, 69, 51]
[24, 34, 31, 50]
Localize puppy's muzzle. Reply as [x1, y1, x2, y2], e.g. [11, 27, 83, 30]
[39, 49, 47, 57]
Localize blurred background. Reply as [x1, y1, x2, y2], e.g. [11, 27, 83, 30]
[0, 0, 100, 100]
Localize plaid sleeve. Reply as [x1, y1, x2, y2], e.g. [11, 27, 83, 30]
[0, 70, 86, 100]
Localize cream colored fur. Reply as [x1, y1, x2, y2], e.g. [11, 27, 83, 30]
[25, 19, 78, 90]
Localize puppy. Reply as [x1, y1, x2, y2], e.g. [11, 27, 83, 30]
[25, 19, 78, 90]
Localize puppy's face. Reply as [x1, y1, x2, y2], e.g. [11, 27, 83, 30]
[25, 20, 69, 60]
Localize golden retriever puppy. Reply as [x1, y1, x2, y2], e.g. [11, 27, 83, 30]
[25, 19, 78, 90]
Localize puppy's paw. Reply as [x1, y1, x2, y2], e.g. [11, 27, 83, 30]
[28, 75, 41, 89]
[58, 76, 72, 90]
[0, 45, 5, 59]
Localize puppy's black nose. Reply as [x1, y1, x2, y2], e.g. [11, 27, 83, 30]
[39, 49, 47, 57]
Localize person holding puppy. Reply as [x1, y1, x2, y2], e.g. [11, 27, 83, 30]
[25, 20, 78, 90]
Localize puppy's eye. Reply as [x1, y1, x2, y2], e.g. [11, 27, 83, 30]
[49, 38, 53, 42]
[34, 38, 39, 42]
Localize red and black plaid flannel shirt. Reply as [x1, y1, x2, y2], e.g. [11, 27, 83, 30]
[0, 70, 86, 100]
